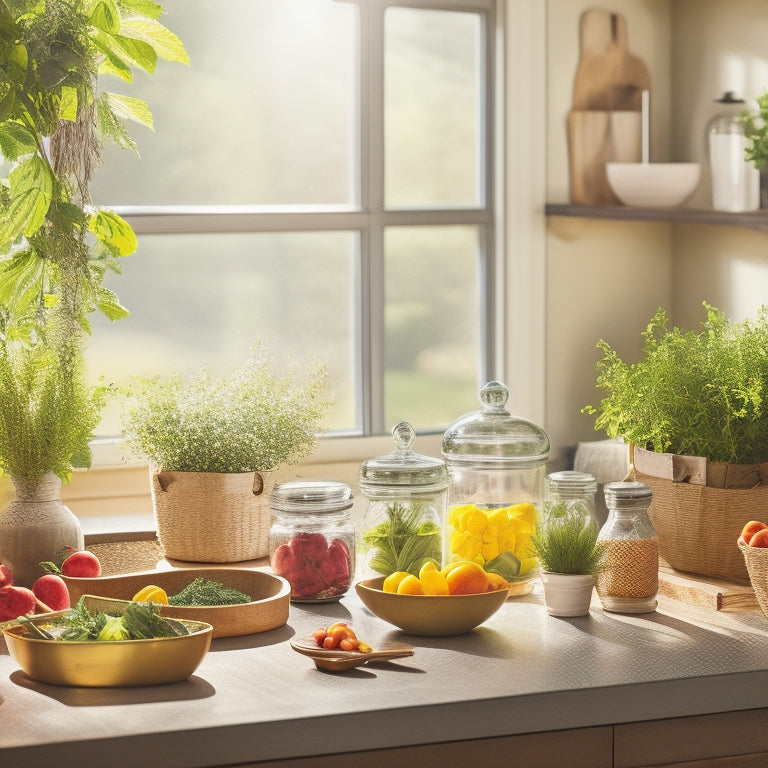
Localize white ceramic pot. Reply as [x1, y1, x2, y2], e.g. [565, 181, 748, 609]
[0, 472, 84, 587]
[540, 571, 595, 617]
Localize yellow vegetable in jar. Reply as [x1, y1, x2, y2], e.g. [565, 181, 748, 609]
[132, 584, 169, 604]
[447, 502, 539, 577]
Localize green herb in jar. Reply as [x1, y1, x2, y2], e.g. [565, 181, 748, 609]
[362, 501, 441, 576]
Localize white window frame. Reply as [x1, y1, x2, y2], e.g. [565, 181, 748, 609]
[76, 0, 547, 517]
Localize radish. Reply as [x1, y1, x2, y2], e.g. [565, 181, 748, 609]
[32, 574, 70, 611]
[61, 550, 101, 578]
[0, 563, 13, 589]
[0, 586, 37, 622]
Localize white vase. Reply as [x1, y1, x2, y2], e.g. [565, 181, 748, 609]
[540, 571, 595, 617]
[0, 472, 84, 587]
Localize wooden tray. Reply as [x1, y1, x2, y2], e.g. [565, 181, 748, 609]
[62, 567, 290, 638]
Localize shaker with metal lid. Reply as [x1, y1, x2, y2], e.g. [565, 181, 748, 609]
[441, 381, 550, 595]
[358, 421, 448, 579]
[707, 91, 759, 212]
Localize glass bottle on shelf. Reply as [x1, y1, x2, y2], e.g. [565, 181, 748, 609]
[269, 481, 355, 603]
[358, 421, 448, 580]
[707, 91, 759, 212]
[544, 470, 598, 527]
[441, 381, 550, 596]
[595, 480, 658, 614]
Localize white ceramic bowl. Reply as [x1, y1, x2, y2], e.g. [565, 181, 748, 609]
[606, 162, 701, 208]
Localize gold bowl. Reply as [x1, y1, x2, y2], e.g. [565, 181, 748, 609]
[62, 567, 290, 638]
[3, 597, 213, 687]
[355, 577, 509, 636]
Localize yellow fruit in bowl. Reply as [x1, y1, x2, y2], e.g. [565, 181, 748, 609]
[382, 571, 411, 593]
[445, 561, 491, 595]
[418, 562, 449, 595]
[396, 574, 424, 595]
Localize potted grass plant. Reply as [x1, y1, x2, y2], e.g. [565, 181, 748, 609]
[531, 503, 604, 616]
[119, 344, 333, 563]
[0, 0, 188, 585]
[583, 302, 768, 583]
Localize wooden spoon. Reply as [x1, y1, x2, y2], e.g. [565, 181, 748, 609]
[290, 637, 414, 673]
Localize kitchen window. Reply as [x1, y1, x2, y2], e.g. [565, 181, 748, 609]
[87, 0, 502, 444]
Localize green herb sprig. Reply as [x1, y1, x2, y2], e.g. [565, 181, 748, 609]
[583, 303, 768, 465]
[742, 92, 768, 170]
[530, 504, 604, 576]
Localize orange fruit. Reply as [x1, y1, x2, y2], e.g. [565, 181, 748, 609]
[396, 574, 424, 595]
[741, 520, 768, 545]
[750, 529, 768, 548]
[485, 571, 510, 592]
[445, 561, 490, 595]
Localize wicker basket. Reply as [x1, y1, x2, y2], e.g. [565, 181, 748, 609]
[739, 539, 768, 620]
[150, 470, 281, 563]
[635, 446, 768, 584]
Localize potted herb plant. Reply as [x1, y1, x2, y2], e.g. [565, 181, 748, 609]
[531, 504, 604, 616]
[0, 0, 187, 585]
[120, 344, 333, 563]
[583, 302, 768, 583]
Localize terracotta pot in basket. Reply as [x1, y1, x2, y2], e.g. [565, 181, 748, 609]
[635, 446, 768, 584]
[150, 469, 282, 563]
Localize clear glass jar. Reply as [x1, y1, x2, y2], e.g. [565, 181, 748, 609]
[707, 91, 759, 212]
[544, 470, 598, 527]
[269, 481, 355, 603]
[596, 480, 658, 614]
[442, 381, 550, 596]
[359, 421, 447, 579]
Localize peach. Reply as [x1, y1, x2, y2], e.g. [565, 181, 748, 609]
[61, 550, 101, 577]
[741, 520, 768, 545]
[750, 529, 768, 548]
[445, 562, 491, 595]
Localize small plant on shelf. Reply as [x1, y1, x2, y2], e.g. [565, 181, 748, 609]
[531, 504, 604, 576]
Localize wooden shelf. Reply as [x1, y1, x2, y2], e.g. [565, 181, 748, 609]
[546, 203, 768, 235]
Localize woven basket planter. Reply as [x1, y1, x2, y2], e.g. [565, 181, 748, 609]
[739, 539, 768, 621]
[150, 469, 281, 563]
[635, 446, 768, 584]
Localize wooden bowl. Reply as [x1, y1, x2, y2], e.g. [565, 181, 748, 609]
[355, 577, 509, 636]
[3, 598, 212, 687]
[62, 567, 290, 638]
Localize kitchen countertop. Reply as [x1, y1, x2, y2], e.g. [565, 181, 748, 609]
[4, 572, 768, 767]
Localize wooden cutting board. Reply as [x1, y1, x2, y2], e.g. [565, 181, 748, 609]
[568, 9, 651, 205]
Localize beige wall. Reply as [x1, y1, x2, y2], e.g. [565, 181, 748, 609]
[545, 0, 768, 457]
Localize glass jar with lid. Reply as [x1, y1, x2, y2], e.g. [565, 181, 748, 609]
[441, 381, 550, 596]
[595, 480, 658, 614]
[359, 421, 447, 579]
[544, 470, 598, 527]
[269, 480, 355, 603]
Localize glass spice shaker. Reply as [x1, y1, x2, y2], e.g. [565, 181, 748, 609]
[596, 480, 658, 614]
[544, 470, 599, 527]
[358, 421, 448, 579]
[269, 480, 355, 603]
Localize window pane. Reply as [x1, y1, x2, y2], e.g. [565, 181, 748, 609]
[90, 0, 359, 206]
[385, 8, 483, 209]
[384, 226, 481, 430]
[87, 232, 358, 435]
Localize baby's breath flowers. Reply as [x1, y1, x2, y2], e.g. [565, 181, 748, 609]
[120, 345, 333, 473]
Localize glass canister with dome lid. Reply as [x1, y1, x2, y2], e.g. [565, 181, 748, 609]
[442, 381, 550, 596]
[359, 421, 448, 579]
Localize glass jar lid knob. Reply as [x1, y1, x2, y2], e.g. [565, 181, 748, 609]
[392, 420, 415, 452]
[479, 381, 510, 412]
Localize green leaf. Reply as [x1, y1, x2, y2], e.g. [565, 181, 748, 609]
[88, 208, 138, 256]
[0, 249, 45, 317]
[103, 91, 153, 130]
[58, 86, 78, 121]
[96, 93, 138, 152]
[90, 0, 121, 34]
[96, 285, 130, 321]
[90, 32, 134, 82]
[116, 0, 164, 20]
[120, 18, 190, 64]
[109, 33, 158, 74]
[5, 154, 52, 237]
[0, 89, 15, 122]
[0, 122, 37, 161]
